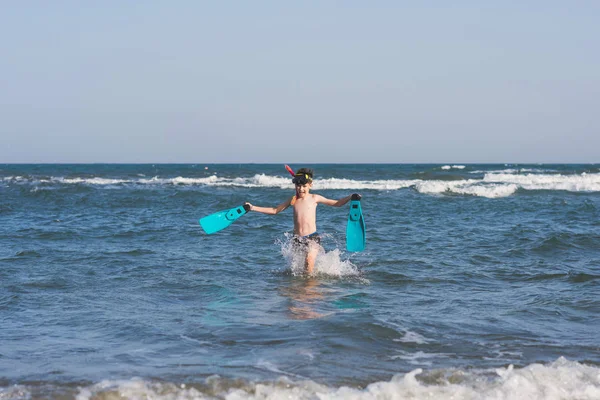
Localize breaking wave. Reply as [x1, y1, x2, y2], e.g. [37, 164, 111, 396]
[3, 171, 600, 198]
[2, 357, 598, 400]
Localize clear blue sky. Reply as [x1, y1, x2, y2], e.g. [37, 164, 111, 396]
[1, 1, 598, 163]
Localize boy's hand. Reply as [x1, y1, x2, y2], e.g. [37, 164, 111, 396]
[243, 202, 253, 211]
[351, 193, 362, 200]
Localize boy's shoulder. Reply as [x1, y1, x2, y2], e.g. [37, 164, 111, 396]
[310, 193, 325, 202]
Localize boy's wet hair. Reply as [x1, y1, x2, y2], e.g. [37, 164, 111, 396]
[292, 168, 313, 185]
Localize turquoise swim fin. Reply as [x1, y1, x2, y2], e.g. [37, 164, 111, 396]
[346, 194, 366, 252]
[199, 204, 251, 234]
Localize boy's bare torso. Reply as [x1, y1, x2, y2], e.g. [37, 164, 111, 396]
[293, 194, 318, 236]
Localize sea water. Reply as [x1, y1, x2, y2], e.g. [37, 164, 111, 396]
[1, 164, 599, 399]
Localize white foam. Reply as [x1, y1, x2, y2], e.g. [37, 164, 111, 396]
[136, 174, 292, 188]
[471, 168, 557, 174]
[75, 378, 204, 400]
[313, 177, 416, 191]
[140, 175, 220, 185]
[414, 180, 519, 198]
[70, 357, 600, 400]
[394, 330, 429, 344]
[60, 177, 129, 185]
[441, 165, 466, 170]
[390, 350, 451, 366]
[414, 172, 600, 197]
[483, 172, 600, 192]
[5, 171, 600, 197]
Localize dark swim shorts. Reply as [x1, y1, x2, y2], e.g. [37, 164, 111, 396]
[292, 232, 321, 251]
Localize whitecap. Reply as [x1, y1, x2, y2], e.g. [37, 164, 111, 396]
[394, 330, 429, 344]
[414, 180, 518, 198]
[484, 172, 600, 192]
[72, 357, 600, 400]
[390, 350, 452, 366]
[441, 165, 466, 170]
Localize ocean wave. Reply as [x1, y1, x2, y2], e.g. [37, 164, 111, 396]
[483, 172, 600, 192]
[3, 357, 598, 400]
[414, 180, 519, 198]
[394, 330, 430, 344]
[471, 168, 559, 174]
[441, 165, 466, 170]
[4, 172, 600, 198]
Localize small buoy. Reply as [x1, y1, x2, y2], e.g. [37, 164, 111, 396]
[205, 166, 208, 170]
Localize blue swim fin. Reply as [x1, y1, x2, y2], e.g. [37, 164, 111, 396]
[199, 204, 251, 234]
[346, 194, 366, 252]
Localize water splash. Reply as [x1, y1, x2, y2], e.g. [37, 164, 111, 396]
[278, 234, 361, 278]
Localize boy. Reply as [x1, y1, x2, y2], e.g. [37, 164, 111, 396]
[244, 168, 360, 275]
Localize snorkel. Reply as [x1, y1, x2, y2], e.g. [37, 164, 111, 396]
[285, 164, 295, 178]
[285, 164, 300, 200]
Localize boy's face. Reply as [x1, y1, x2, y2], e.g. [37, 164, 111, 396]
[295, 182, 312, 196]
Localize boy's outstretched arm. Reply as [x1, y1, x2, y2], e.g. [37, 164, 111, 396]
[244, 197, 294, 215]
[316, 193, 361, 207]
